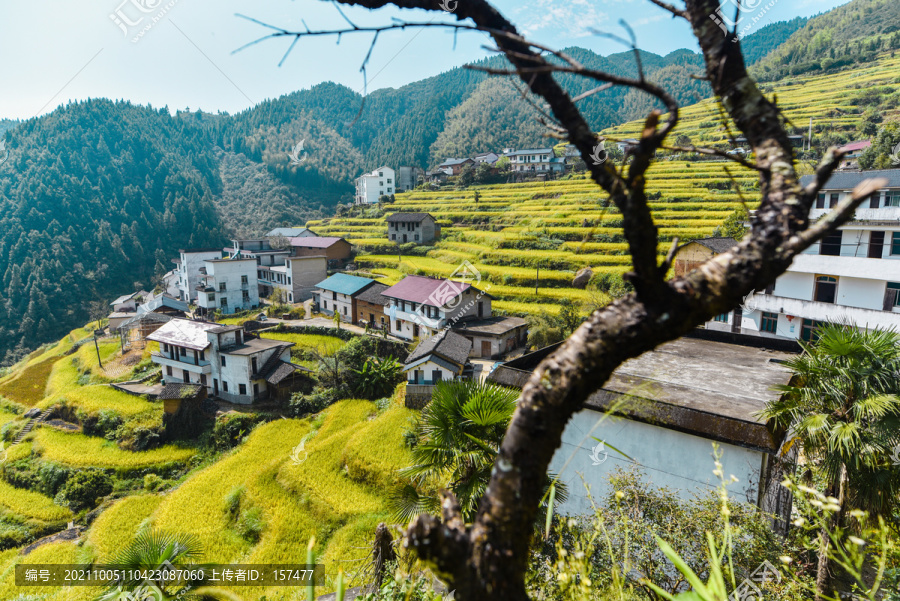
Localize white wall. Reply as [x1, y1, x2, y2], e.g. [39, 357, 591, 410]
[550, 409, 766, 515]
[198, 260, 260, 313]
[406, 360, 457, 384]
[836, 276, 885, 311]
[774, 271, 813, 300]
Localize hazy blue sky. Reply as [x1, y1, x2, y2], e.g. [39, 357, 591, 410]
[0, 0, 852, 120]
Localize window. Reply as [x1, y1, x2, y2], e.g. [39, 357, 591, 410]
[391, 234, 396, 241]
[223, 381, 229, 392]
[207, 293, 215, 302]
[239, 384, 247, 395]
[886, 191, 900, 207]
[166, 366, 173, 376]
[829, 193, 839, 208]
[801, 319, 825, 342]
[820, 231, 842, 256]
[199, 350, 205, 361]
[162, 343, 168, 352]
[241, 275, 248, 284]
[871, 192, 881, 209]
[760, 312, 778, 334]
[221, 356, 226, 367]
[323, 300, 328, 309]
[815, 193, 825, 209]
[713, 313, 729, 323]
[814, 275, 837, 304]
[220, 297, 228, 308]
[415, 235, 419, 241]
[343, 306, 347, 315]
[387, 188, 392, 193]
[180, 347, 186, 356]
[892, 232, 900, 256]
[253, 383, 259, 396]
[219, 282, 226, 291]
[887, 283, 900, 308]
[432, 370, 442, 383]
[183, 371, 189, 383]
[200, 374, 207, 386]
[242, 291, 250, 302]
[387, 178, 392, 183]
[251, 357, 258, 375]
[395, 320, 401, 330]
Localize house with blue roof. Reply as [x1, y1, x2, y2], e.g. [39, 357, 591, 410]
[313, 273, 378, 323]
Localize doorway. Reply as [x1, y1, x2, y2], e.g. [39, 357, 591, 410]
[869, 231, 885, 258]
[481, 341, 491, 357]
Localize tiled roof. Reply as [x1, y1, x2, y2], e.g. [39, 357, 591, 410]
[453, 316, 527, 336]
[158, 383, 205, 400]
[385, 212, 434, 223]
[147, 319, 220, 351]
[263, 361, 312, 386]
[355, 282, 390, 306]
[382, 275, 472, 305]
[438, 158, 473, 166]
[507, 148, 553, 156]
[289, 236, 348, 248]
[800, 168, 900, 190]
[110, 292, 139, 306]
[315, 273, 377, 296]
[138, 295, 188, 314]
[840, 140, 871, 152]
[267, 227, 315, 237]
[685, 237, 738, 254]
[406, 330, 472, 366]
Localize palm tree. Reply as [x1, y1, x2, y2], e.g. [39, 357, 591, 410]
[97, 529, 203, 601]
[758, 323, 900, 600]
[391, 380, 564, 523]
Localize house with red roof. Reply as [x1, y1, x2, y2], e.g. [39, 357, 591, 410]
[382, 275, 492, 341]
[289, 236, 353, 266]
[838, 140, 871, 170]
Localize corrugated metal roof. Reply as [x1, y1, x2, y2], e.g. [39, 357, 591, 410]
[315, 273, 377, 296]
[146, 319, 220, 351]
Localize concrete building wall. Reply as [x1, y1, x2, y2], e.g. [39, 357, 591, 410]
[406, 360, 457, 385]
[286, 256, 327, 302]
[673, 243, 715, 277]
[197, 260, 260, 314]
[774, 271, 813, 300]
[357, 300, 387, 328]
[177, 251, 222, 302]
[317, 290, 356, 322]
[837, 276, 885, 311]
[550, 408, 766, 515]
[355, 167, 396, 204]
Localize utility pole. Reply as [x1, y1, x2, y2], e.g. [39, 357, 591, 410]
[93, 331, 103, 369]
[535, 267, 540, 295]
[808, 117, 813, 151]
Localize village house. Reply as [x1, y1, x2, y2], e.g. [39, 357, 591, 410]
[403, 330, 472, 408]
[289, 236, 353, 267]
[116, 295, 190, 350]
[488, 333, 795, 527]
[437, 158, 475, 176]
[508, 148, 565, 174]
[109, 290, 149, 314]
[148, 319, 310, 404]
[397, 166, 424, 192]
[355, 282, 391, 330]
[225, 239, 292, 267]
[385, 212, 440, 244]
[706, 169, 900, 341]
[473, 152, 499, 165]
[838, 140, 871, 170]
[313, 273, 378, 323]
[257, 256, 328, 303]
[355, 166, 396, 204]
[673, 237, 738, 278]
[266, 227, 318, 238]
[194, 258, 260, 316]
[453, 315, 528, 358]
[174, 248, 224, 302]
[382, 275, 492, 341]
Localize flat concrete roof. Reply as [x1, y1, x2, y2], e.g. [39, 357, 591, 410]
[454, 316, 528, 336]
[223, 337, 292, 355]
[489, 335, 795, 453]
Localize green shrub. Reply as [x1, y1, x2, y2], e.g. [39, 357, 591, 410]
[288, 390, 332, 417]
[211, 413, 266, 450]
[236, 507, 264, 543]
[59, 469, 113, 512]
[143, 473, 170, 492]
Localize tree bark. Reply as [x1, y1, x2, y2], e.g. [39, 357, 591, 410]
[294, 1, 890, 598]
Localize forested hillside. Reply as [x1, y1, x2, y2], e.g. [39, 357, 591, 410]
[753, 0, 900, 81]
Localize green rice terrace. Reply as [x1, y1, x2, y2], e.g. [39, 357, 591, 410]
[0, 323, 415, 600]
[308, 161, 759, 315]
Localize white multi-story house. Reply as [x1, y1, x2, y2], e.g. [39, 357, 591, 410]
[355, 166, 396, 204]
[148, 319, 307, 404]
[258, 256, 327, 303]
[174, 248, 223, 302]
[397, 166, 424, 192]
[508, 148, 565, 173]
[195, 258, 260, 316]
[382, 275, 492, 341]
[707, 169, 900, 341]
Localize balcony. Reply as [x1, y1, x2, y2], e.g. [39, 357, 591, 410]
[391, 307, 446, 330]
[151, 353, 212, 374]
[753, 294, 900, 331]
[788, 253, 900, 280]
[810, 206, 900, 224]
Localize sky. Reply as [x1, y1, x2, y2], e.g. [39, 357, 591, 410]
[0, 0, 853, 121]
